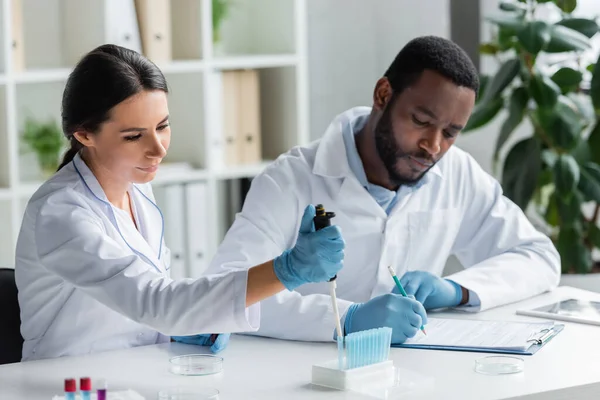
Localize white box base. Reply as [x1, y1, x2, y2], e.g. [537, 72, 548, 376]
[311, 359, 395, 392]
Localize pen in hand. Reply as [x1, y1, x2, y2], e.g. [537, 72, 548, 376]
[387, 265, 427, 335]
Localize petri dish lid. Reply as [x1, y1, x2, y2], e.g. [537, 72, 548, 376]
[157, 387, 220, 400]
[169, 354, 223, 376]
[474, 356, 524, 375]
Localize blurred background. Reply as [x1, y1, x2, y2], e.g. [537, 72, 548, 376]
[2, 0, 600, 291]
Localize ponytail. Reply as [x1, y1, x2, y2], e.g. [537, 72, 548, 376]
[56, 138, 83, 171]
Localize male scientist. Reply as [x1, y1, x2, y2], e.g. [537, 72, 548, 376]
[205, 35, 561, 344]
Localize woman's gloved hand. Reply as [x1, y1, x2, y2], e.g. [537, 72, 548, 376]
[344, 294, 427, 344]
[273, 204, 345, 291]
[171, 333, 230, 354]
[393, 271, 463, 310]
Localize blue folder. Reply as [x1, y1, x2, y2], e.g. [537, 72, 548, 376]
[392, 323, 565, 356]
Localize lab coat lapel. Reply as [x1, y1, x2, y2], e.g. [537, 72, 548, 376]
[313, 107, 387, 219]
[72, 154, 165, 274]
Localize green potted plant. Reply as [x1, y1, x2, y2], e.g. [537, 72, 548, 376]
[463, 0, 600, 275]
[21, 116, 65, 178]
[212, 0, 232, 55]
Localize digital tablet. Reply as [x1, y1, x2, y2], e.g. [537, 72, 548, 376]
[516, 298, 600, 326]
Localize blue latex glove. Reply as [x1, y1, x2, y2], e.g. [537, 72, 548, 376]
[273, 204, 345, 291]
[171, 333, 230, 354]
[344, 293, 428, 344]
[393, 271, 463, 310]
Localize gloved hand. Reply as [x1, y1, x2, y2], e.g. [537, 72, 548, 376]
[393, 270, 463, 310]
[171, 333, 230, 354]
[273, 204, 345, 291]
[344, 294, 428, 344]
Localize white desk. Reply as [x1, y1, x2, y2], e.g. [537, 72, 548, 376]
[2, 286, 600, 400]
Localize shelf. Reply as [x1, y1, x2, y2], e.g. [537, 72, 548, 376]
[159, 60, 205, 75]
[13, 68, 71, 84]
[211, 161, 272, 180]
[210, 54, 298, 70]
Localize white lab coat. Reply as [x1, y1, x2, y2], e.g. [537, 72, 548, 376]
[15, 153, 259, 361]
[206, 107, 561, 342]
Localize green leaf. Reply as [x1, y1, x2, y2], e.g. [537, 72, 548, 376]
[556, 95, 584, 135]
[500, 1, 527, 11]
[517, 21, 551, 54]
[588, 121, 600, 165]
[546, 24, 592, 53]
[545, 192, 560, 226]
[481, 59, 521, 104]
[551, 67, 583, 93]
[486, 13, 526, 30]
[542, 149, 558, 167]
[554, 0, 578, 13]
[476, 75, 490, 103]
[591, 54, 600, 111]
[567, 92, 595, 123]
[502, 137, 542, 210]
[587, 63, 596, 73]
[494, 87, 529, 160]
[588, 223, 600, 249]
[578, 162, 600, 202]
[498, 26, 517, 50]
[529, 74, 561, 108]
[570, 139, 591, 164]
[537, 97, 581, 150]
[553, 153, 580, 198]
[556, 191, 583, 227]
[479, 43, 500, 55]
[463, 97, 504, 132]
[556, 18, 599, 38]
[557, 225, 592, 274]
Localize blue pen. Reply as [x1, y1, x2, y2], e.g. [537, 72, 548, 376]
[387, 265, 427, 335]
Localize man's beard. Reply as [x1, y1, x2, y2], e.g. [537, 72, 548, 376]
[374, 105, 435, 187]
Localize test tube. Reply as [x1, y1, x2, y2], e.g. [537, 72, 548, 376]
[80, 377, 92, 400]
[97, 379, 107, 400]
[64, 378, 76, 400]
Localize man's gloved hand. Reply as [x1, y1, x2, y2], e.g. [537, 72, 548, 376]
[344, 294, 427, 344]
[171, 333, 230, 354]
[273, 204, 345, 291]
[393, 271, 463, 310]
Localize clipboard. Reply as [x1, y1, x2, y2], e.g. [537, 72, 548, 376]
[391, 318, 565, 356]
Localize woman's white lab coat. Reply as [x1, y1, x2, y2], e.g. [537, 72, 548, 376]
[205, 106, 561, 342]
[15, 153, 259, 361]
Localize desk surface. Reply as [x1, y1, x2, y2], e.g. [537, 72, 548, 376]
[2, 286, 600, 400]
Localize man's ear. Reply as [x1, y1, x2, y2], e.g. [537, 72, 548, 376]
[73, 131, 95, 148]
[373, 77, 394, 111]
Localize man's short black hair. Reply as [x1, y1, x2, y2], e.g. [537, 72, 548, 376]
[384, 35, 479, 96]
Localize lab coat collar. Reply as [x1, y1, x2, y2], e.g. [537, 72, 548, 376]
[71, 153, 166, 274]
[312, 107, 443, 181]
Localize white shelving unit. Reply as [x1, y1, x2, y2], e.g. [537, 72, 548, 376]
[0, 0, 309, 271]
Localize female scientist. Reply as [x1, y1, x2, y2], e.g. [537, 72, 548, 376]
[14, 44, 344, 361]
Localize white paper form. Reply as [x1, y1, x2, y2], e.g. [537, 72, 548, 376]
[402, 318, 555, 351]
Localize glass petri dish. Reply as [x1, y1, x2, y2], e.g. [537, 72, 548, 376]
[157, 387, 220, 400]
[474, 356, 524, 375]
[169, 354, 223, 376]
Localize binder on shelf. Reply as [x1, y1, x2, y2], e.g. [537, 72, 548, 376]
[238, 69, 262, 165]
[153, 184, 187, 280]
[11, 0, 25, 72]
[222, 70, 241, 166]
[134, 0, 172, 63]
[220, 69, 263, 167]
[170, 0, 202, 60]
[184, 182, 209, 279]
[105, 0, 142, 53]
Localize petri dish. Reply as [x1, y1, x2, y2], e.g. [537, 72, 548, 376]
[157, 387, 220, 400]
[169, 354, 223, 376]
[474, 356, 524, 375]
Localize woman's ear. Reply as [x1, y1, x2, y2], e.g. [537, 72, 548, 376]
[73, 131, 95, 148]
[373, 77, 393, 111]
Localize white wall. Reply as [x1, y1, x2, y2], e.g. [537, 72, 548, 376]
[306, 0, 451, 140]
